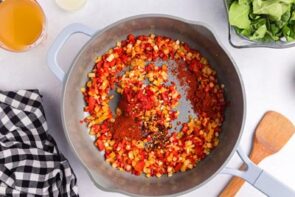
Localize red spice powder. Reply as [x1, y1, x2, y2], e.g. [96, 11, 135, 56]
[174, 62, 198, 101]
[174, 60, 222, 120]
[112, 115, 142, 140]
[112, 94, 142, 140]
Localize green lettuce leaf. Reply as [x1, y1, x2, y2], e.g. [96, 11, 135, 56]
[240, 28, 253, 37]
[250, 24, 267, 40]
[282, 25, 295, 40]
[290, 10, 295, 20]
[267, 29, 280, 40]
[229, 1, 251, 29]
[253, 0, 291, 21]
[275, 8, 291, 28]
[270, 23, 280, 34]
[252, 17, 267, 29]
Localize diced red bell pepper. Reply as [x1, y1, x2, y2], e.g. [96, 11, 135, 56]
[127, 34, 135, 43]
[134, 161, 145, 172]
[96, 61, 103, 69]
[96, 140, 105, 151]
[174, 163, 182, 172]
[88, 97, 96, 111]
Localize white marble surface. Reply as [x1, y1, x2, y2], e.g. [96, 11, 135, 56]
[1, 0, 295, 196]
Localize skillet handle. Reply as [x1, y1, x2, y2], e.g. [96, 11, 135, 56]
[47, 23, 95, 81]
[221, 147, 295, 197]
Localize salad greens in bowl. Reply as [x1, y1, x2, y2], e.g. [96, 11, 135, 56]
[224, 0, 295, 48]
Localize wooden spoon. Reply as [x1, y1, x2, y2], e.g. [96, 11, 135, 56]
[219, 111, 295, 197]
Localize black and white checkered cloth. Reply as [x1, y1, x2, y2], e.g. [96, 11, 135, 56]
[0, 90, 78, 197]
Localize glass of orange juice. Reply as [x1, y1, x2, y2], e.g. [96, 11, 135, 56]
[0, 0, 46, 52]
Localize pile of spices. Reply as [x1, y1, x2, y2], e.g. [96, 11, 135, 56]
[82, 34, 226, 177]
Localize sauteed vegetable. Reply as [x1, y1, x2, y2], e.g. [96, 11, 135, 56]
[82, 34, 225, 177]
